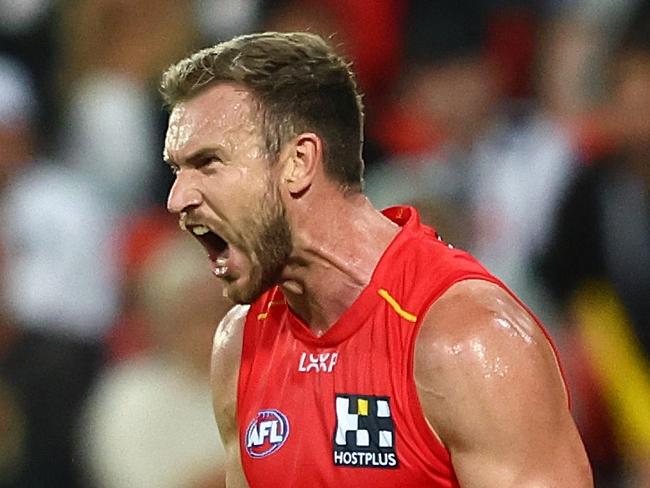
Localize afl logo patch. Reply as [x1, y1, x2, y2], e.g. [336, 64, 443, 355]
[245, 409, 290, 458]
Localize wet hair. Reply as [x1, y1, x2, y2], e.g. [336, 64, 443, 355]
[160, 31, 365, 191]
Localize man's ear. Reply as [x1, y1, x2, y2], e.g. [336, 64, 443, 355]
[281, 132, 322, 195]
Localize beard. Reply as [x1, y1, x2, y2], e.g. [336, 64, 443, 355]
[230, 183, 292, 304]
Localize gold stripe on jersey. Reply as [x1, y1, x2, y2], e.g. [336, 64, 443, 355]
[257, 300, 287, 320]
[377, 288, 417, 323]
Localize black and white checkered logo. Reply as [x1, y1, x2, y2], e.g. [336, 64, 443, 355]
[333, 394, 398, 468]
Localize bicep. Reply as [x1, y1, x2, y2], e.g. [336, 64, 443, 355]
[415, 281, 592, 487]
[445, 385, 588, 488]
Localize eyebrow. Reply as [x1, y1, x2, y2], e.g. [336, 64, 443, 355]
[164, 146, 226, 168]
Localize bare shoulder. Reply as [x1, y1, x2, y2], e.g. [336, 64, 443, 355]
[212, 304, 249, 373]
[413, 279, 567, 444]
[211, 304, 251, 488]
[414, 279, 563, 396]
[414, 279, 592, 486]
[211, 304, 249, 437]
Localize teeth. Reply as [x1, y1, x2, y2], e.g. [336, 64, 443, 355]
[214, 266, 228, 277]
[191, 225, 210, 236]
[215, 256, 227, 266]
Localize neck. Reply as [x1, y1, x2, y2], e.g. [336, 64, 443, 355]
[280, 193, 399, 335]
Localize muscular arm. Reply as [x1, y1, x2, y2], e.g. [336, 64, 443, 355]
[211, 305, 250, 488]
[415, 280, 592, 487]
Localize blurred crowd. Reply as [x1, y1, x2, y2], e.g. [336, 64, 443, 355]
[0, 0, 648, 487]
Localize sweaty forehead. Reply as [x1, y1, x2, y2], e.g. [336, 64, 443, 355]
[181, 83, 255, 121]
[165, 83, 259, 158]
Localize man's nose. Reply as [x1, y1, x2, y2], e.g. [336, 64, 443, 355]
[167, 172, 202, 214]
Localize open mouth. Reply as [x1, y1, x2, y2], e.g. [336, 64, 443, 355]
[189, 224, 228, 260]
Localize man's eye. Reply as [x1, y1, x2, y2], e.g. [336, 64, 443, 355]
[198, 156, 222, 169]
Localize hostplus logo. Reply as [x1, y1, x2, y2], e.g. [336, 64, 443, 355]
[245, 409, 290, 458]
[333, 394, 398, 468]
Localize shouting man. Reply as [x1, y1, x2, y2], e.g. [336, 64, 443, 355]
[161, 32, 592, 487]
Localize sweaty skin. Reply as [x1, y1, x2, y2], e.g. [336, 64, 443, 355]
[211, 305, 249, 488]
[165, 84, 291, 304]
[166, 83, 593, 487]
[415, 280, 592, 487]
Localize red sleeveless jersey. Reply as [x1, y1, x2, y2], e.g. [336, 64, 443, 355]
[237, 206, 566, 487]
